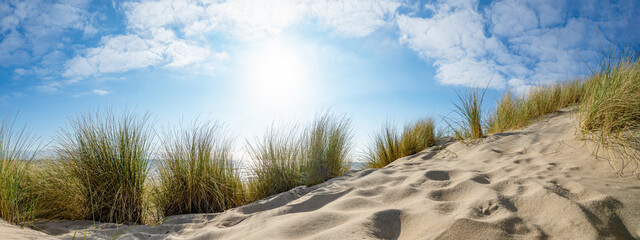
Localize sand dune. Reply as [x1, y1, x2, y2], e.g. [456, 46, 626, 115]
[5, 108, 640, 239]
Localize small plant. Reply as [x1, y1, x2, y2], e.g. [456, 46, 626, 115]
[0, 114, 38, 225]
[155, 121, 245, 217]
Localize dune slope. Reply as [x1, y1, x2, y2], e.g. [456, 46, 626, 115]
[11, 108, 640, 239]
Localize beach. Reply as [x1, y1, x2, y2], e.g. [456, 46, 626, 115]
[3, 108, 637, 239]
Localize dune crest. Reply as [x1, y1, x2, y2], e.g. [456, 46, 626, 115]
[7, 108, 640, 239]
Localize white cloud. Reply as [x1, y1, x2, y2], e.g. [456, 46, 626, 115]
[397, 0, 639, 89]
[397, 0, 508, 88]
[62, 0, 405, 79]
[124, 0, 404, 39]
[0, 31, 30, 67]
[488, 0, 538, 37]
[93, 89, 110, 96]
[64, 29, 211, 77]
[0, 0, 95, 78]
[35, 81, 61, 94]
[309, 0, 403, 37]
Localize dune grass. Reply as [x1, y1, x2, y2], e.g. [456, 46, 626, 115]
[36, 110, 153, 224]
[31, 159, 87, 221]
[303, 112, 353, 186]
[486, 79, 584, 134]
[364, 123, 401, 169]
[0, 115, 38, 225]
[246, 112, 354, 201]
[579, 52, 640, 176]
[400, 118, 436, 156]
[154, 121, 245, 217]
[364, 118, 436, 169]
[246, 125, 306, 202]
[450, 87, 487, 141]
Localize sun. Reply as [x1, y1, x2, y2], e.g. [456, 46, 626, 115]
[243, 38, 312, 108]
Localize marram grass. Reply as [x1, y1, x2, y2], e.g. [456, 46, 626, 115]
[400, 118, 436, 156]
[364, 118, 436, 169]
[303, 112, 353, 186]
[451, 87, 486, 141]
[0, 115, 38, 225]
[364, 123, 401, 169]
[579, 52, 640, 176]
[37, 110, 153, 224]
[246, 124, 306, 202]
[246, 112, 354, 201]
[486, 79, 584, 134]
[155, 121, 245, 217]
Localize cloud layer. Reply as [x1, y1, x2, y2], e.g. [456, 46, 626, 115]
[398, 0, 639, 90]
[61, 0, 405, 82]
[1, 0, 638, 95]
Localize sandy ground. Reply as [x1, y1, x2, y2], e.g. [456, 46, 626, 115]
[3, 108, 640, 239]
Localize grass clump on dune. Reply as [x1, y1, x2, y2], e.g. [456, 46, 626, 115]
[364, 118, 436, 169]
[31, 160, 86, 221]
[37, 110, 152, 224]
[364, 123, 401, 169]
[579, 52, 640, 175]
[304, 112, 353, 186]
[450, 87, 486, 141]
[486, 79, 584, 134]
[0, 115, 38, 225]
[155, 121, 245, 217]
[246, 125, 306, 202]
[400, 118, 436, 156]
[246, 112, 354, 201]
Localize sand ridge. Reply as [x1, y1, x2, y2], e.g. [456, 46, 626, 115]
[7, 108, 640, 239]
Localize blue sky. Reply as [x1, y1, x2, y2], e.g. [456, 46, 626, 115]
[1, 0, 639, 157]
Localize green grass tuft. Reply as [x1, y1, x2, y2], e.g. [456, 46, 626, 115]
[364, 123, 401, 169]
[451, 87, 486, 140]
[579, 51, 640, 176]
[0, 114, 38, 225]
[37, 110, 152, 224]
[400, 118, 436, 156]
[486, 79, 583, 134]
[364, 118, 436, 169]
[154, 121, 245, 217]
[246, 112, 354, 201]
[304, 112, 353, 186]
[246, 124, 305, 202]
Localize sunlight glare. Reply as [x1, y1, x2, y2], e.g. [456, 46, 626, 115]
[245, 38, 311, 108]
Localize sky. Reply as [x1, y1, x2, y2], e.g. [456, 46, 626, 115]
[1, 0, 639, 159]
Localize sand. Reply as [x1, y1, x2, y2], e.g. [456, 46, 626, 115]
[4, 108, 640, 239]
